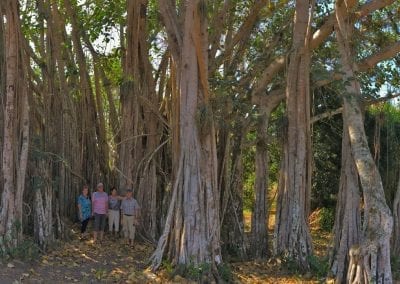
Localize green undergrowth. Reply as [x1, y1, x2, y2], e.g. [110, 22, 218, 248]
[161, 259, 232, 282]
[0, 237, 40, 261]
[392, 255, 400, 280]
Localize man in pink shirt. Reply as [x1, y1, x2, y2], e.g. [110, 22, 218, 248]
[92, 182, 108, 243]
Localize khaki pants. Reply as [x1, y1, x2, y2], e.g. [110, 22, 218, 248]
[122, 215, 136, 240]
[108, 209, 120, 232]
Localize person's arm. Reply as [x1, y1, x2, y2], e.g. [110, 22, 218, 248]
[77, 202, 82, 221]
[91, 193, 95, 216]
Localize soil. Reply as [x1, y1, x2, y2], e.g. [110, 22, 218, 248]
[0, 213, 333, 284]
[0, 229, 324, 284]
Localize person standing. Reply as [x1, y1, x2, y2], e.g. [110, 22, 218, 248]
[77, 185, 91, 240]
[92, 182, 108, 243]
[121, 189, 140, 247]
[108, 187, 121, 235]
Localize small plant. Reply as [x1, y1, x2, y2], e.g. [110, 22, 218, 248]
[172, 260, 214, 281]
[11, 239, 40, 261]
[161, 259, 174, 277]
[186, 261, 211, 281]
[319, 207, 335, 232]
[217, 263, 233, 282]
[0, 235, 40, 261]
[281, 255, 302, 274]
[308, 255, 329, 278]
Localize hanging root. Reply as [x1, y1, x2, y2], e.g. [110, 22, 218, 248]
[149, 155, 183, 271]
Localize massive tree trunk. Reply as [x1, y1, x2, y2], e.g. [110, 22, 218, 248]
[274, 0, 314, 269]
[151, 0, 221, 272]
[0, 0, 29, 251]
[335, 1, 393, 282]
[329, 117, 361, 283]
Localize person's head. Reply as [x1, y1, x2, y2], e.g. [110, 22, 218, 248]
[126, 189, 133, 198]
[110, 187, 117, 196]
[82, 185, 89, 196]
[97, 182, 104, 192]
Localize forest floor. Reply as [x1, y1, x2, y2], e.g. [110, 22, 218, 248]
[2, 206, 399, 283]
[0, 213, 334, 284]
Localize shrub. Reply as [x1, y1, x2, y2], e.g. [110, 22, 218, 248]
[319, 207, 335, 232]
[308, 255, 329, 278]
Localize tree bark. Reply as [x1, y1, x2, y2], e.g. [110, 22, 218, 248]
[274, 0, 314, 269]
[33, 159, 55, 250]
[251, 105, 270, 258]
[392, 173, 400, 255]
[335, 1, 393, 282]
[151, 0, 221, 272]
[0, 0, 29, 251]
[65, 0, 104, 185]
[329, 117, 361, 283]
[219, 118, 247, 259]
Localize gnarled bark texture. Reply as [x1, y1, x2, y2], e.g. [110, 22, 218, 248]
[0, 0, 29, 252]
[251, 106, 270, 258]
[329, 117, 361, 283]
[151, 0, 221, 271]
[335, 1, 393, 283]
[274, 0, 314, 269]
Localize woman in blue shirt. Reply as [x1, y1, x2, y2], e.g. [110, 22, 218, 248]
[77, 185, 91, 239]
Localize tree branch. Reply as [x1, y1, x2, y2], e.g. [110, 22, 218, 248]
[311, 0, 395, 50]
[358, 41, 400, 71]
[208, 0, 232, 61]
[251, 0, 396, 97]
[311, 93, 400, 124]
[159, 0, 182, 60]
[210, 0, 269, 72]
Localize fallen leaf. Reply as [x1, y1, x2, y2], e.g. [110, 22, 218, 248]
[7, 263, 15, 268]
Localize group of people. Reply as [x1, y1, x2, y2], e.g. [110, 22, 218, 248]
[77, 183, 140, 247]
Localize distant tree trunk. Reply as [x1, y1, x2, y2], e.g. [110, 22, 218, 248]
[119, 0, 145, 191]
[0, 0, 29, 251]
[251, 105, 270, 258]
[220, 119, 247, 259]
[392, 173, 400, 255]
[335, 1, 393, 282]
[65, 0, 104, 184]
[118, 0, 162, 240]
[329, 118, 361, 283]
[49, 2, 82, 221]
[274, 0, 314, 269]
[151, 0, 221, 272]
